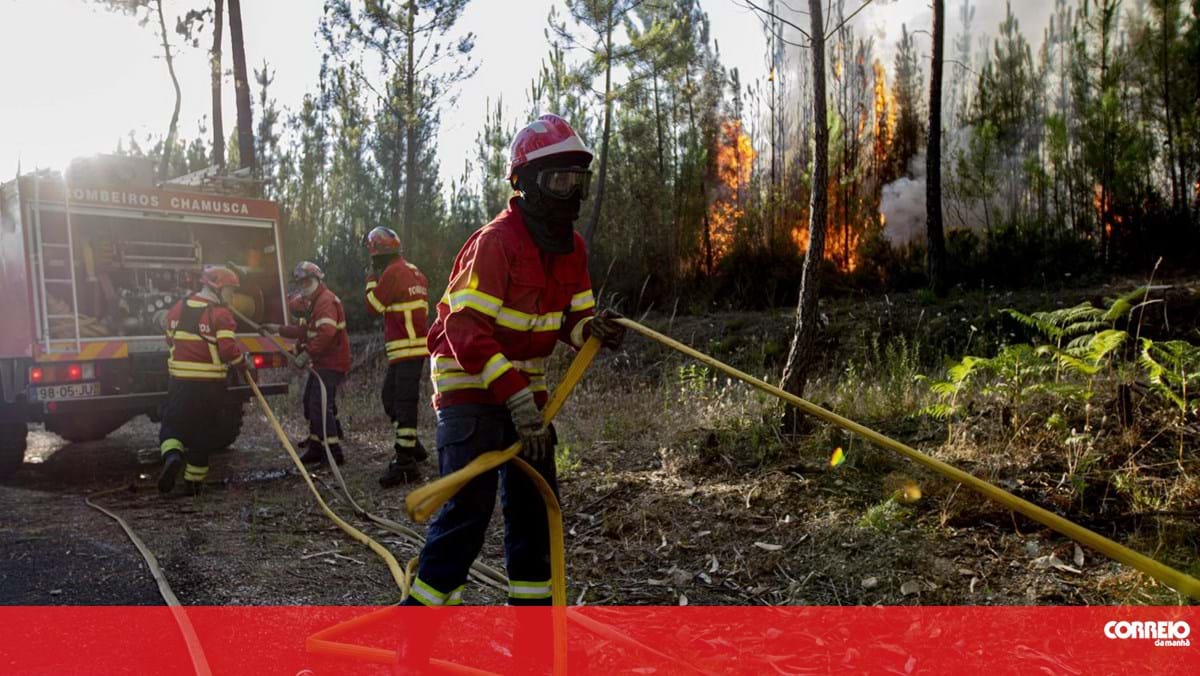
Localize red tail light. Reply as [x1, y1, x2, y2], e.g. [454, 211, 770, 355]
[253, 354, 266, 369]
[67, 364, 83, 381]
[30, 367, 44, 383]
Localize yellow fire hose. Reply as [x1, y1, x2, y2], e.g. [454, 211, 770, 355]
[86, 488, 213, 676]
[232, 307, 509, 593]
[407, 317, 1200, 604]
[613, 317, 1200, 601]
[245, 376, 416, 598]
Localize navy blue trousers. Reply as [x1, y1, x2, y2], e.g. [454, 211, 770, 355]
[404, 404, 558, 606]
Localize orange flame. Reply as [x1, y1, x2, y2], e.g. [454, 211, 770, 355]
[704, 119, 756, 272]
[872, 60, 897, 167]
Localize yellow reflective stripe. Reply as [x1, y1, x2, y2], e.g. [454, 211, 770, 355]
[160, 438, 184, 454]
[495, 308, 563, 333]
[365, 281, 378, 291]
[570, 289, 596, 312]
[314, 317, 346, 330]
[508, 580, 552, 599]
[431, 373, 487, 392]
[185, 300, 209, 308]
[184, 464, 208, 481]
[366, 289, 386, 313]
[215, 330, 236, 340]
[168, 360, 226, 372]
[571, 316, 593, 348]
[480, 353, 513, 387]
[410, 578, 449, 606]
[388, 346, 430, 359]
[432, 356, 461, 372]
[171, 330, 209, 342]
[386, 337, 427, 349]
[228, 352, 244, 366]
[386, 300, 426, 313]
[404, 310, 417, 340]
[446, 586, 465, 606]
[395, 427, 418, 436]
[168, 369, 226, 380]
[447, 289, 503, 318]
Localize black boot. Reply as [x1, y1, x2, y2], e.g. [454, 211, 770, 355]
[330, 443, 346, 466]
[298, 439, 328, 465]
[379, 455, 421, 488]
[157, 451, 184, 494]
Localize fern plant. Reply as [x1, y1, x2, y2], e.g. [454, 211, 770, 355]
[1139, 338, 1200, 462]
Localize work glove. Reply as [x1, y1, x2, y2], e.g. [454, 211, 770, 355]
[588, 309, 626, 350]
[293, 351, 312, 371]
[237, 352, 254, 373]
[261, 323, 281, 334]
[506, 387, 553, 463]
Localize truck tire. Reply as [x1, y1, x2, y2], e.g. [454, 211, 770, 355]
[46, 414, 131, 444]
[209, 400, 245, 452]
[0, 422, 28, 480]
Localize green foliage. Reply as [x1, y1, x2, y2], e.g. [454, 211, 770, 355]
[1140, 339, 1200, 419]
[555, 443, 582, 479]
[858, 497, 909, 533]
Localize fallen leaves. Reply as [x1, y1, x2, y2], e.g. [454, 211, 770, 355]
[753, 542, 783, 552]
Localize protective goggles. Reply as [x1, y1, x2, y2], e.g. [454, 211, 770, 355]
[535, 167, 592, 200]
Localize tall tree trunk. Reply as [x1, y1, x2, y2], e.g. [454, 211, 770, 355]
[227, 0, 256, 172]
[210, 0, 225, 170]
[584, 15, 615, 249]
[1161, 6, 1179, 211]
[927, 0, 949, 296]
[403, 0, 418, 250]
[154, 0, 181, 181]
[779, 0, 829, 412]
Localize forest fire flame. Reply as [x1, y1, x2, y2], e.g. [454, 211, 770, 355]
[704, 119, 755, 272]
[872, 60, 897, 166]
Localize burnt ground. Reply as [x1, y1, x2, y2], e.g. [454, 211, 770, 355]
[1, 278, 1196, 608]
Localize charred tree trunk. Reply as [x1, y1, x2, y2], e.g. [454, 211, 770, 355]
[926, 0, 948, 297]
[154, 0, 181, 181]
[210, 0, 225, 170]
[779, 0, 829, 419]
[227, 0, 256, 172]
[584, 13, 615, 250]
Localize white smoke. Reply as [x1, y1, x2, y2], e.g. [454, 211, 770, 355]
[881, 155, 927, 246]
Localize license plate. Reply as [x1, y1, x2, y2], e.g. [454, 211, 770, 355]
[30, 382, 100, 401]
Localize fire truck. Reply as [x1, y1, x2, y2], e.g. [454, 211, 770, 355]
[0, 156, 294, 479]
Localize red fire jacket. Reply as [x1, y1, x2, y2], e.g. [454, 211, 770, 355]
[280, 284, 351, 373]
[164, 295, 244, 381]
[427, 197, 596, 409]
[366, 256, 430, 363]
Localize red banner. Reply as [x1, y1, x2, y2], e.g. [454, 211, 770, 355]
[1, 606, 1196, 674]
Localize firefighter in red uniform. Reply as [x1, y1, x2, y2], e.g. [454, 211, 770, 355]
[264, 262, 352, 465]
[157, 265, 251, 495]
[402, 114, 624, 609]
[363, 227, 432, 487]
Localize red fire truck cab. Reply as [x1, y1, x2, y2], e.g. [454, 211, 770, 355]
[0, 156, 293, 479]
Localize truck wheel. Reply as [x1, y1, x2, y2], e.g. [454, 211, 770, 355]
[46, 414, 131, 443]
[209, 400, 245, 452]
[0, 422, 28, 480]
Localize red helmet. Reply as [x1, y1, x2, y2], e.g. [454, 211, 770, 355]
[201, 265, 240, 292]
[506, 114, 593, 179]
[292, 261, 324, 283]
[364, 226, 402, 256]
[287, 290, 311, 318]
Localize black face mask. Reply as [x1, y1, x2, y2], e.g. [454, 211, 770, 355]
[515, 164, 586, 255]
